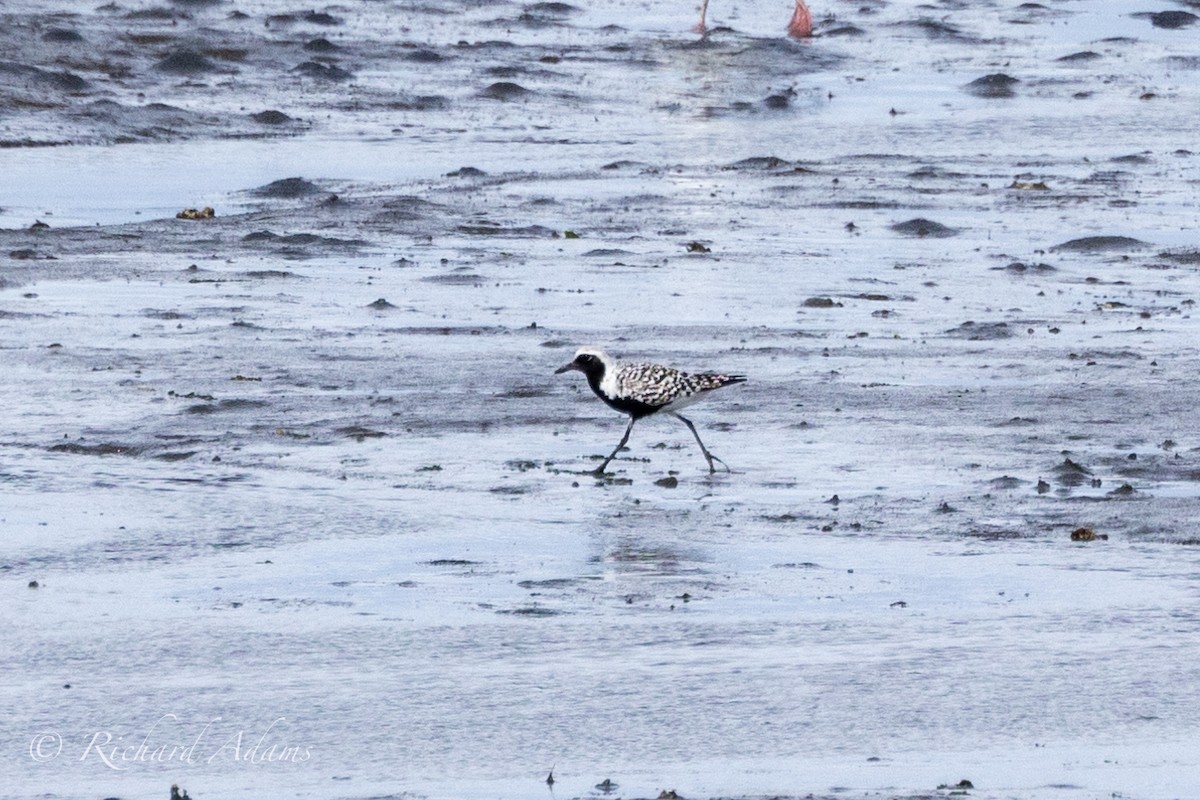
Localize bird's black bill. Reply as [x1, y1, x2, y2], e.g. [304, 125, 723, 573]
[554, 362, 578, 374]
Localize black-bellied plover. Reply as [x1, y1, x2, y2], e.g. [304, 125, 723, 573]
[555, 347, 746, 475]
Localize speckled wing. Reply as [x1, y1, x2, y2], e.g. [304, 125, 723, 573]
[614, 362, 746, 411]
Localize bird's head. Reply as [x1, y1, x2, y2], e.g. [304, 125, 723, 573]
[554, 347, 612, 378]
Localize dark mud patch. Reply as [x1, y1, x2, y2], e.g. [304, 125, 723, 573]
[481, 81, 532, 101]
[240, 232, 366, 254]
[802, 297, 843, 308]
[250, 109, 295, 125]
[421, 273, 487, 286]
[724, 155, 790, 171]
[489, 485, 530, 496]
[0, 62, 89, 93]
[304, 37, 338, 53]
[42, 28, 85, 43]
[154, 451, 197, 462]
[900, 18, 978, 43]
[1148, 11, 1198, 29]
[966, 527, 1030, 541]
[337, 426, 387, 441]
[762, 512, 805, 524]
[1155, 249, 1200, 265]
[496, 606, 563, 617]
[496, 386, 552, 399]
[989, 475, 1028, 490]
[456, 223, 557, 238]
[964, 74, 1019, 98]
[401, 48, 446, 63]
[1051, 235, 1149, 253]
[243, 269, 300, 279]
[1057, 51, 1101, 63]
[943, 321, 1012, 340]
[154, 50, 219, 75]
[251, 178, 323, 199]
[1053, 458, 1095, 488]
[293, 61, 353, 82]
[47, 441, 144, 457]
[891, 218, 958, 238]
[517, 577, 586, 589]
[583, 248, 635, 258]
[995, 261, 1056, 274]
[823, 24, 866, 37]
[183, 398, 269, 414]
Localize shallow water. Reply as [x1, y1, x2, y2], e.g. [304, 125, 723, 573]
[3, 1, 1200, 799]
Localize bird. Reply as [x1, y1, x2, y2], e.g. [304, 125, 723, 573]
[555, 347, 746, 475]
[694, 0, 813, 38]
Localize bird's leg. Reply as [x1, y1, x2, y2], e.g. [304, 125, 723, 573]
[673, 413, 730, 474]
[594, 417, 636, 475]
[693, 0, 709, 33]
[786, 0, 813, 38]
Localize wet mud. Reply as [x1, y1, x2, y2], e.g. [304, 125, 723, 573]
[4, 2, 1200, 800]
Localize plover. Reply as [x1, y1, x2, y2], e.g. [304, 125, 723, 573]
[694, 0, 812, 37]
[555, 347, 746, 475]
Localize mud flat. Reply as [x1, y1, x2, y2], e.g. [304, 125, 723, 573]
[3, 2, 1200, 799]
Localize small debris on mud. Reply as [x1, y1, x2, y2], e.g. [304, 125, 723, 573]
[937, 778, 975, 791]
[1070, 527, 1108, 542]
[1008, 180, 1049, 190]
[175, 207, 214, 220]
[803, 297, 842, 308]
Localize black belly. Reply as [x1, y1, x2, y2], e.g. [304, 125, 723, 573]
[600, 393, 661, 419]
[585, 374, 662, 419]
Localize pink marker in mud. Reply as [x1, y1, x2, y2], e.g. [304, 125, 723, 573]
[693, 0, 813, 37]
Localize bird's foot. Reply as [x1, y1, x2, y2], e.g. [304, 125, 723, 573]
[704, 452, 731, 474]
[692, 21, 708, 35]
